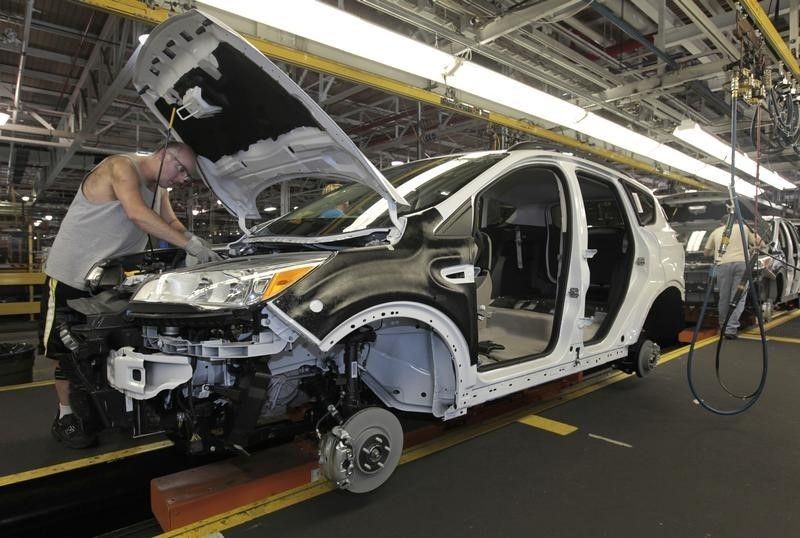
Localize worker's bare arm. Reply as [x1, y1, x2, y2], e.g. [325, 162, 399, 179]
[110, 159, 188, 248]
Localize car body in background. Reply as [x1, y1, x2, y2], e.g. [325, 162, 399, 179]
[660, 191, 799, 319]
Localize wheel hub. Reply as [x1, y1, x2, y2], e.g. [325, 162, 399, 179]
[636, 339, 660, 377]
[357, 433, 390, 473]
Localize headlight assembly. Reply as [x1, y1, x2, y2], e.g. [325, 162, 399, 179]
[132, 258, 324, 309]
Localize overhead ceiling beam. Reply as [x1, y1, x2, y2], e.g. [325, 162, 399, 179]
[71, 0, 710, 190]
[0, 43, 89, 67]
[54, 16, 119, 132]
[0, 65, 143, 102]
[357, 0, 659, 130]
[588, 0, 730, 117]
[628, 0, 714, 64]
[477, 0, 581, 44]
[320, 84, 367, 107]
[602, 59, 729, 102]
[518, 28, 621, 89]
[37, 45, 140, 193]
[666, 0, 786, 49]
[671, 0, 740, 61]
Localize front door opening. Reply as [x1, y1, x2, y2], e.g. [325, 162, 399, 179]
[475, 166, 568, 367]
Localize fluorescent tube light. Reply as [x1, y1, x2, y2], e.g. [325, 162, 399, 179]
[199, 1, 760, 195]
[572, 115, 660, 155]
[673, 120, 795, 190]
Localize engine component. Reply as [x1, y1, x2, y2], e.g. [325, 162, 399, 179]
[106, 347, 192, 399]
[142, 326, 287, 358]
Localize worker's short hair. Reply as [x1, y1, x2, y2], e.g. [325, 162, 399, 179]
[152, 141, 196, 159]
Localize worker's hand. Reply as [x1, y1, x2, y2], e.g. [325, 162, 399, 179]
[185, 233, 222, 264]
[184, 230, 213, 249]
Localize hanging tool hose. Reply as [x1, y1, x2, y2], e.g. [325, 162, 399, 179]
[146, 107, 178, 256]
[686, 96, 769, 415]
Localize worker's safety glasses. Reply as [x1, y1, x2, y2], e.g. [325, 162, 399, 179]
[168, 151, 196, 182]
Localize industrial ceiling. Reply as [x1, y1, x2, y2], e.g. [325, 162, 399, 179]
[1, 0, 799, 243]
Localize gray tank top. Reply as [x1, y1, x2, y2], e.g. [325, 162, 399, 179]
[45, 154, 162, 290]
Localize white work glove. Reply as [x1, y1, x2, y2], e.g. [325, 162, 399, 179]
[183, 230, 213, 249]
[185, 233, 221, 264]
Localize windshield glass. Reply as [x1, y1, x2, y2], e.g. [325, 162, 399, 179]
[255, 152, 508, 237]
[670, 221, 717, 254]
[661, 201, 739, 223]
[660, 197, 780, 224]
[672, 219, 773, 255]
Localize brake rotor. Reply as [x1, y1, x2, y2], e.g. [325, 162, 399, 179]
[636, 339, 660, 377]
[341, 407, 403, 493]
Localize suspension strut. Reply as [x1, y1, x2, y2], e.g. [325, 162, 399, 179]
[343, 326, 376, 411]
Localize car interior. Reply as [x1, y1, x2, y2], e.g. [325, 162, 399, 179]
[474, 166, 567, 365]
[474, 168, 634, 366]
[577, 173, 634, 344]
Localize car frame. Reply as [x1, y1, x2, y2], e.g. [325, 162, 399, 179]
[60, 10, 684, 493]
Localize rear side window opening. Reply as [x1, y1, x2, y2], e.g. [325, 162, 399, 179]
[622, 181, 656, 226]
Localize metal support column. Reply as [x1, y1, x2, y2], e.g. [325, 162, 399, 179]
[417, 101, 423, 160]
[6, 0, 34, 185]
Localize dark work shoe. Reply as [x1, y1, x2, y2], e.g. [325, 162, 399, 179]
[723, 333, 738, 340]
[51, 413, 97, 449]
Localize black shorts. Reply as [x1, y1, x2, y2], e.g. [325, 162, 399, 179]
[39, 277, 91, 362]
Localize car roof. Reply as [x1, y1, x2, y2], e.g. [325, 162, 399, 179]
[446, 146, 654, 192]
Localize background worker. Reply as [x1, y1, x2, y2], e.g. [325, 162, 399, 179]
[704, 212, 765, 339]
[41, 142, 219, 448]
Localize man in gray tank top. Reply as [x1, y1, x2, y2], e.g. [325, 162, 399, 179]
[41, 142, 220, 448]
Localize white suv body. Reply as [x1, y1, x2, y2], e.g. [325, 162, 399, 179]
[69, 10, 685, 492]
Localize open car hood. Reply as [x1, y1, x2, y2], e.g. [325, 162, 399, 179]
[133, 10, 408, 231]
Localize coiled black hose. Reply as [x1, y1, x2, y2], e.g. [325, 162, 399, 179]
[686, 97, 769, 415]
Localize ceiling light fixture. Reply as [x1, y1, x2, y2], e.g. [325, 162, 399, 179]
[0, 111, 9, 125]
[200, 0, 763, 197]
[673, 120, 795, 190]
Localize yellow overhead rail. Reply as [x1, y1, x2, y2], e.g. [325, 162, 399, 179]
[73, 0, 708, 190]
[740, 0, 800, 79]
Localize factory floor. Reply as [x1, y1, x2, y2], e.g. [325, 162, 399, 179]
[197, 314, 800, 538]
[0, 314, 799, 537]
